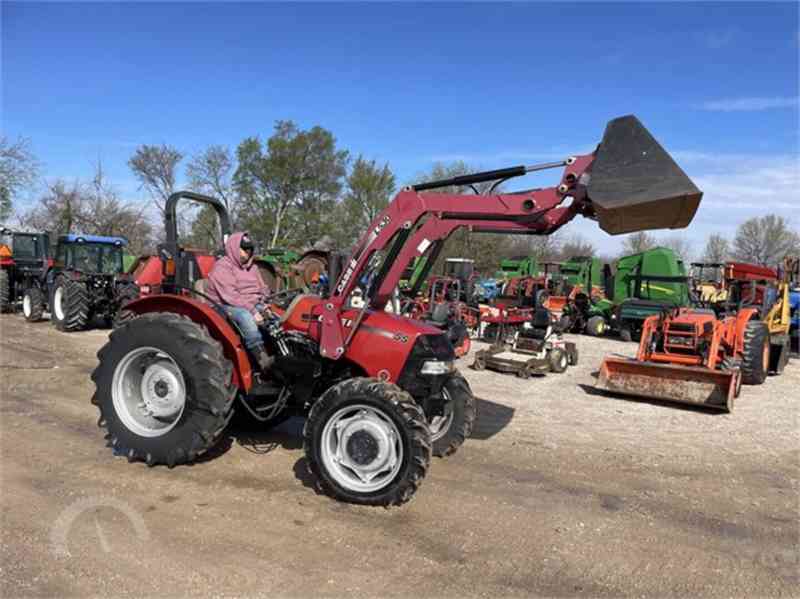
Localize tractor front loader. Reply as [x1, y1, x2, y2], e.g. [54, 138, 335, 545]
[90, 115, 702, 506]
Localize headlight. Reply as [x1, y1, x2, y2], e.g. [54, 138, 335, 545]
[420, 360, 455, 375]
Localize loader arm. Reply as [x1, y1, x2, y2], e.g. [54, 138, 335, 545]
[319, 115, 703, 359]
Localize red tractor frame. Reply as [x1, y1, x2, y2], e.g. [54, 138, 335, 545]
[90, 115, 701, 506]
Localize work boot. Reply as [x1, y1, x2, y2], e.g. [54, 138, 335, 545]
[254, 347, 275, 373]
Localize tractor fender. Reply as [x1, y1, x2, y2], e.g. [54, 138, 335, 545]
[124, 294, 254, 392]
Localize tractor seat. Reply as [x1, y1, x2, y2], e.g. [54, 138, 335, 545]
[193, 278, 209, 303]
[429, 302, 450, 324]
[522, 308, 552, 340]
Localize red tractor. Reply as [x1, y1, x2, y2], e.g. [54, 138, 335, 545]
[90, 116, 702, 505]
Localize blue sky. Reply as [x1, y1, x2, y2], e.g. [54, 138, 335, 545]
[3, 2, 799, 254]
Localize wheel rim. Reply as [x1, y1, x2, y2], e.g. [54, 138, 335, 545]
[320, 403, 404, 493]
[112, 347, 187, 438]
[54, 287, 65, 321]
[559, 353, 568, 370]
[23, 295, 31, 317]
[429, 388, 455, 442]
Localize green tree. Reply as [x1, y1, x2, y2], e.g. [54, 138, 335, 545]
[732, 214, 800, 266]
[335, 156, 396, 249]
[0, 136, 39, 221]
[235, 121, 348, 249]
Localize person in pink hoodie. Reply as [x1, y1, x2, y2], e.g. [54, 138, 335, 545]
[206, 232, 273, 372]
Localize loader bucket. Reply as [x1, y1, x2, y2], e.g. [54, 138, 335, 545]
[595, 356, 737, 412]
[588, 115, 702, 235]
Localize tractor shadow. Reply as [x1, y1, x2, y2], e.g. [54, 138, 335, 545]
[198, 415, 304, 464]
[471, 396, 516, 440]
[578, 375, 728, 415]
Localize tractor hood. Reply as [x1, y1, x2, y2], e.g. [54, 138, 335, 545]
[587, 115, 702, 235]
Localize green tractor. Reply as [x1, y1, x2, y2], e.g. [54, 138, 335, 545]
[254, 248, 301, 291]
[559, 256, 603, 291]
[563, 247, 690, 341]
[495, 256, 540, 280]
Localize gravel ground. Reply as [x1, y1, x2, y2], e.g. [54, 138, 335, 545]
[1, 313, 798, 597]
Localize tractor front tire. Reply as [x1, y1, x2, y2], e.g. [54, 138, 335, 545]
[0, 270, 11, 313]
[429, 373, 476, 458]
[741, 321, 770, 385]
[303, 378, 431, 506]
[91, 313, 236, 467]
[51, 277, 90, 331]
[22, 287, 44, 322]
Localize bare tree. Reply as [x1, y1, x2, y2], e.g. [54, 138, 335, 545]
[19, 180, 84, 237]
[701, 233, 730, 263]
[186, 145, 236, 213]
[0, 136, 40, 221]
[732, 214, 800, 266]
[658, 235, 693, 261]
[621, 231, 656, 256]
[559, 234, 596, 261]
[81, 160, 154, 253]
[21, 163, 153, 253]
[128, 144, 183, 215]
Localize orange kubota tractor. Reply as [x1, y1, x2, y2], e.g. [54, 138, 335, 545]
[595, 305, 764, 412]
[594, 256, 800, 412]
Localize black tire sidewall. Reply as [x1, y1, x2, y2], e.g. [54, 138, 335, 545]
[431, 374, 476, 457]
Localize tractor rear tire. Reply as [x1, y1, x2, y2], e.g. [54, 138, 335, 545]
[22, 287, 44, 322]
[741, 321, 770, 385]
[0, 270, 10, 313]
[586, 316, 606, 337]
[429, 373, 476, 458]
[91, 313, 236, 467]
[113, 281, 140, 328]
[303, 378, 431, 506]
[51, 277, 90, 332]
[769, 337, 790, 375]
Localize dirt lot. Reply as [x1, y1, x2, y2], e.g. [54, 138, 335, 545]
[1, 313, 798, 597]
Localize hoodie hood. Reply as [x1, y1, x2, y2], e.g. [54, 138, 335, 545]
[224, 231, 252, 270]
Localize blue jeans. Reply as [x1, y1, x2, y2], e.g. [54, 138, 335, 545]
[223, 306, 264, 351]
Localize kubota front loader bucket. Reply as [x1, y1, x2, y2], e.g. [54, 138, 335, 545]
[595, 356, 737, 412]
[588, 115, 702, 235]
